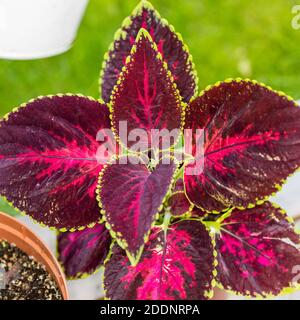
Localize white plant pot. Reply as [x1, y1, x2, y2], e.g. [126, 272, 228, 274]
[0, 0, 89, 60]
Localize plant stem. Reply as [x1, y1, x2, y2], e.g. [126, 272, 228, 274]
[174, 164, 184, 181]
[162, 211, 172, 246]
[162, 210, 172, 231]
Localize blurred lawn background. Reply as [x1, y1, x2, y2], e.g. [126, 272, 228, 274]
[0, 0, 299, 215]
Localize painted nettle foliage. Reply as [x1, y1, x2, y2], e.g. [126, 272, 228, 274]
[1, 1, 300, 300]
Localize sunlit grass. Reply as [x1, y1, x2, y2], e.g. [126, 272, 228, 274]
[0, 0, 299, 116]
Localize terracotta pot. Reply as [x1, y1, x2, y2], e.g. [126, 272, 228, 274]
[0, 211, 68, 299]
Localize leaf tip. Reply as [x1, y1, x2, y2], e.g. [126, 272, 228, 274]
[135, 27, 153, 43]
[134, 0, 155, 15]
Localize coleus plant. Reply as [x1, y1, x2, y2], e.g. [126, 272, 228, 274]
[1, 0, 300, 300]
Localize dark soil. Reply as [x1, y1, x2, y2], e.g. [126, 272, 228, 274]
[0, 240, 63, 300]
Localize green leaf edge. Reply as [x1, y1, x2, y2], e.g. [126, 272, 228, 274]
[99, 0, 199, 103]
[101, 219, 218, 300]
[107, 28, 186, 155]
[209, 202, 300, 298]
[0, 94, 106, 232]
[183, 77, 300, 215]
[165, 190, 194, 218]
[96, 154, 180, 266]
[101, 239, 117, 300]
[55, 228, 107, 281]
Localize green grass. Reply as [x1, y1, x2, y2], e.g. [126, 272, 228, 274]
[0, 0, 299, 215]
[0, 0, 299, 116]
[0, 197, 19, 216]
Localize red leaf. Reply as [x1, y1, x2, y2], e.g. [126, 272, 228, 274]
[100, 1, 197, 103]
[0, 95, 115, 230]
[104, 220, 215, 300]
[97, 156, 178, 265]
[173, 177, 185, 192]
[184, 80, 300, 212]
[109, 29, 183, 152]
[213, 202, 300, 297]
[57, 223, 111, 279]
[167, 178, 192, 217]
[190, 206, 208, 218]
[167, 192, 192, 217]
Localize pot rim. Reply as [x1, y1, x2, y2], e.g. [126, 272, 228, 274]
[0, 211, 68, 300]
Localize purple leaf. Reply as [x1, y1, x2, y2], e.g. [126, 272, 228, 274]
[167, 192, 192, 217]
[97, 156, 177, 265]
[167, 178, 192, 217]
[214, 202, 300, 297]
[0, 95, 115, 230]
[104, 220, 215, 300]
[173, 177, 185, 192]
[58, 223, 111, 279]
[190, 206, 208, 218]
[109, 29, 184, 152]
[184, 80, 300, 212]
[100, 0, 197, 103]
